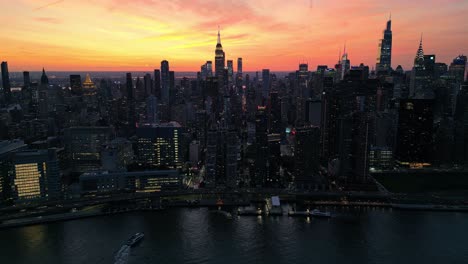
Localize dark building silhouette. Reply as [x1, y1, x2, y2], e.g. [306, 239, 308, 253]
[161, 60, 170, 103]
[70, 74, 82, 95]
[294, 126, 321, 189]
[154, 69, 161, 97]
[1, 61, 11, 103]
[262, 69, 270, 99]
[23, 71, 30, 88]
[376, 16, 392, 73]
[254, 106, 268, 187]
[454, 83, 468, 165]
[144, 73, 152, 97]
[395, 99, 434, 168]
[169, 71, 175, 91]
[125, 73, 133, 100]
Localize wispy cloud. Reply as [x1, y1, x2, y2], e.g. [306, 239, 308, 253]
[33, 0, 64, 11]
[34, 17, 62, 24]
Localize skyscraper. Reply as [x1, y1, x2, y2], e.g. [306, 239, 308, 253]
[454, 84, 468, 165]
[82, 73, 96, 89]
[1, 61, 11, 103]
[64, 127, 114, 173]
[40, 68, 49, 86]
[227, 60, 233, 84]
[161, 60, 170, 103]
[144, 73, 152, 96]
[237, 58, 242, 74]
[146, 95, 159, 124]
[126, 73, 133, 100]
[206, 61, 213, 77]
[70, 74, 82, 95]
[395, 99, 434, 168]
[236, 58, 243, 89]
[215, 27, 225, 79]
[376, 16, 392, 73]
[154, 69, 161, 97]
[410, 36, 430, 97]
[449, 55, 467, 82]
[136, 122, 184, 169]
[340, 47, 350, 80]
[38, 68, 49, 118]
[294, 126, 321, 189]
[262, 69, 270, 99]
[169, 71, 175, 91]
[254, 106, 268, 187]
[23, 71, 30, 88]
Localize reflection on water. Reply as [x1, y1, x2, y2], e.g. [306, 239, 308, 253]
[0, 208, 468, 264]
[18, 225, 47, 254]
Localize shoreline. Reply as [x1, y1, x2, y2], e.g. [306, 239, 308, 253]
[2, 201, 468, 230]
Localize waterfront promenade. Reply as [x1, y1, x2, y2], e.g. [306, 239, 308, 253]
[1, 188, 467, 229]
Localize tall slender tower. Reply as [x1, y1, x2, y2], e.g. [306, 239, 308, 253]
[126, 73, 133, 100]
[1, 62, 11, 103]
[161, 60, 170, 104]
[340, 44, 350, 80]
[414, 35, 425, 67]
[376, 15, 393, 73]
[410, 35, 427, 97]
[215, 27, 225, 79]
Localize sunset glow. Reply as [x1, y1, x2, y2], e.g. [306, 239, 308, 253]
[1, 0, 467, 71]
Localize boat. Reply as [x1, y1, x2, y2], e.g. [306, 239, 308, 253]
[126, 232, 144, 247]
[310, 209, 331, 218]
[288, 209, 332, 217]
[238, 207, 262, 216]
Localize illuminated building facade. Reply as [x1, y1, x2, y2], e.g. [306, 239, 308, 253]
[369, 146, 393, 170]
[82, 73, 96, 90]
[0, 140, 27, 201]
[11, 149, 60, 201]
[214, 28, 225, 79]
[82, 73, 97, 105]
[136, 122, 184, 169]
[80, 170, 181, 194]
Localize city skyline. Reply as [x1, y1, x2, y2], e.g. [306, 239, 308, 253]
[1, 0, 467, 72]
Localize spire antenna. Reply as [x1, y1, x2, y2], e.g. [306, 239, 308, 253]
[217, 25, 221, 44]
[389, 12, 391, 20]
[338, 46, 342, 62]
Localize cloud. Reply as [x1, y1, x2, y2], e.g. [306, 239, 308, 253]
[34, 17, 62, 24]
[33, 0, 64, 11]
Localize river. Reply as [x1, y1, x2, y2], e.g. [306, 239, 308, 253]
[0, 207, 467, 264]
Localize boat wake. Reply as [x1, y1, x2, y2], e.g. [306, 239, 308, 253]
[114, 245, 130, 264]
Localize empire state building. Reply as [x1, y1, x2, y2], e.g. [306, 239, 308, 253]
[214, 27, 225, 79]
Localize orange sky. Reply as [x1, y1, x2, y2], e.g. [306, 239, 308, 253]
[1, 0, 467, 72]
